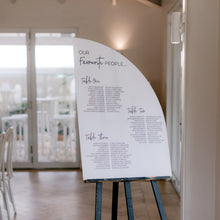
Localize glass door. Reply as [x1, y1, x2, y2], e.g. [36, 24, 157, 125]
[31, 31, 79, 168]
[0, 29, 79, 168]
[33, 31, 79, 168]
[0, 31, 31, 166]
[166, 7, 183, 194]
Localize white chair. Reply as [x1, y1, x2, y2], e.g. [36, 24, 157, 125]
[1, 114, 28, 161]
[4, 127, 16, 215]
[37, 111, 50, 154]
[0, 132, 10, 220]
[57, 97, 75, 115]
[37, 97, 58, 115]
[49, 114, 76, 161]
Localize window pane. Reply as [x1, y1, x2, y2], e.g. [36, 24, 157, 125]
[35, 32, 76, 163]
[35, 45, 74, 68]
[0, 33, 28, 163]
[0, 45, 27, 68]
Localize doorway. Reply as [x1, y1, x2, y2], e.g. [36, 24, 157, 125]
[0, 29, 80, 168]
[166, 4, 184, 194]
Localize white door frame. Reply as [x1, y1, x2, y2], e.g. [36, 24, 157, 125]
[166, 1, 183, 194]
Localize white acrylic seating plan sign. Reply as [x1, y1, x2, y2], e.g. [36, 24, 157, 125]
[74, 38, 172, 181]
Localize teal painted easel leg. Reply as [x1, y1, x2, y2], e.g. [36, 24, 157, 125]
[124, 181, 134, 220]
[112, 182, 119, 220]
[95, 182, 103, 220]
[151, 180, 167, 220]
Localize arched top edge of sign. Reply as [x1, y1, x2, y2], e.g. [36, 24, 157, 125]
[73, 37, 165, 116]
[73, 37, 150, 82]
[74, 38, 172, 180]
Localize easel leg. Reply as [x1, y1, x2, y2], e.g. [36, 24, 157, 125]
[112, 182, 119, 220]
[95, 182, 103, 220]
[151, 180, 167, 220]
[124, 181, 134, 220]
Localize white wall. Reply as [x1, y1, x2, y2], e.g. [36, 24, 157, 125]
[0, 0, 163, 99]
[182, 0, 219, 219]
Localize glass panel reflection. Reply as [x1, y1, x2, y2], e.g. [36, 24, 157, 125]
[35, 32, 76, 163]
[0, 33, 28, 162]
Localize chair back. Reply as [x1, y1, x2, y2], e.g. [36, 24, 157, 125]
[0, 132, 6, 174]
[2, 114, 28, 162]
[5, 127, 14, 178]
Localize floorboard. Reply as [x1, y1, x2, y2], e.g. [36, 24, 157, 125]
[0, 170, 180, 220]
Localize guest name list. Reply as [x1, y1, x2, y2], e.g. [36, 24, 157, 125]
[74, 38, 172, 181]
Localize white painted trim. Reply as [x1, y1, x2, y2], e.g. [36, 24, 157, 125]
[181, 0, 219, 218]
[166, 1, 183, 195]
[180, 7, 187, 220]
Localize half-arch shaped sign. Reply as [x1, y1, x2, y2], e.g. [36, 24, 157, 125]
[74, 38, 171, 181]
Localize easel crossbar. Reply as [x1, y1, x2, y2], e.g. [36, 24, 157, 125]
[86, 176, 170, 183]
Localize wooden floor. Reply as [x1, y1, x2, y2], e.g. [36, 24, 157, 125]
[1, 170, 180, 220]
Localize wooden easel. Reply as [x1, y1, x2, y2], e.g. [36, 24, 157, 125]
[88, 177, 169, 220]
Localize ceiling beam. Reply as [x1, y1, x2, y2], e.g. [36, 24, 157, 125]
[136, 0, 162, 7]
